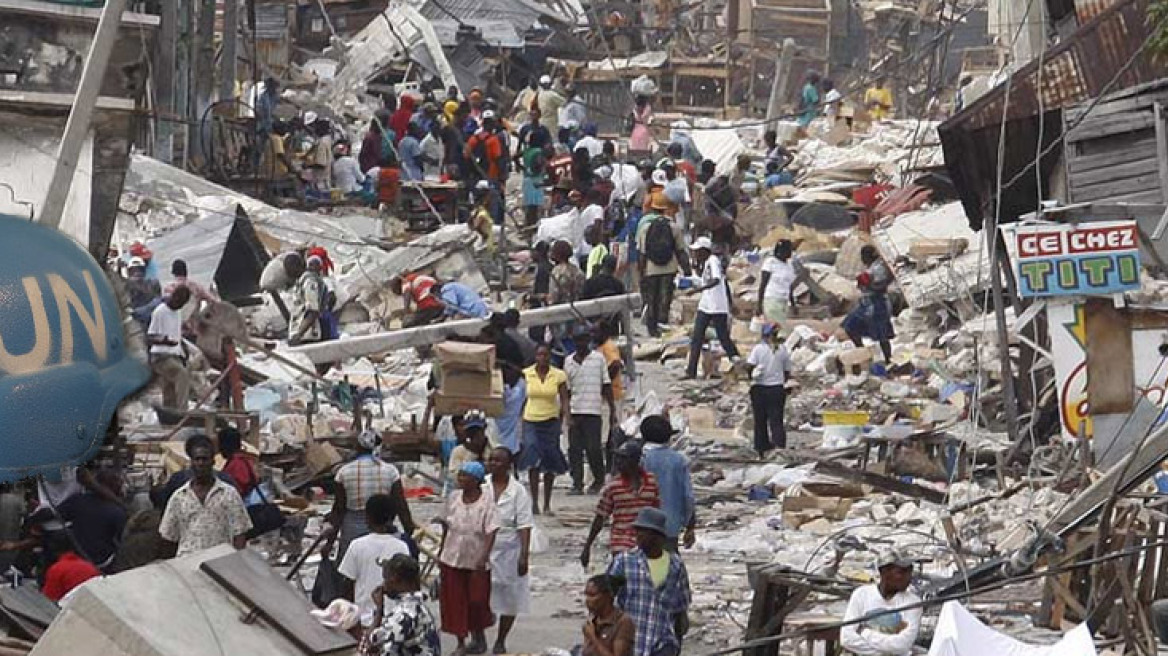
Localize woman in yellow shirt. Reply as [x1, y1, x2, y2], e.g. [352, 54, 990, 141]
[864, 78, 893, 121]
[517, 344, 571, 515]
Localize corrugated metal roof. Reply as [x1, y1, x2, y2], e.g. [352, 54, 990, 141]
[414, 0, 567, 29]
[944, 0, 1161, 132]
[1074, 0, 1122, 23]
[431, 19, 523, 47]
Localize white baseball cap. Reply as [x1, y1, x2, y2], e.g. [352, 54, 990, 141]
[304, 111, 319, 125]
[539, 75, 552, 85]
[689, 236, 713, 251]
[482, 109, 497, 120]
[128, 257, 146, 269]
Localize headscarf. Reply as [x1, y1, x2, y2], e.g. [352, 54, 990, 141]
[306, 246, 335, 276]
[391, 95, 417, 144]
[443, 99, 459, 124]
[459, 461, 486, 481]
[358, 428, 381, 451]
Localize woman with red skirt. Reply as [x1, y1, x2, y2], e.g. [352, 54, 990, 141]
[437, 461, 499, 655]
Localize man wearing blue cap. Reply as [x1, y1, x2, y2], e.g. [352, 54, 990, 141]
[607, 507, 691, 656]
[744, 322, 793, 456]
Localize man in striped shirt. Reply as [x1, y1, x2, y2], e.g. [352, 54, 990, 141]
[580, 440, 660, 568]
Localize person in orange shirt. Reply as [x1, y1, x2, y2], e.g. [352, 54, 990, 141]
[389, 272, 445, 327]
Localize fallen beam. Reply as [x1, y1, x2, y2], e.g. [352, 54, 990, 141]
[289, 293, 643, 364]
[932, 418, 1168, 598]
[792, 456, 947, 504]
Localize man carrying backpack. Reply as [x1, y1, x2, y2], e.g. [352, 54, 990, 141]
[636, 195, 692, 338]
[464, 111, 508, 224]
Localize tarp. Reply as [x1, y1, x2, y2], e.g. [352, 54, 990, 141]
[928, 602, 1096, 656]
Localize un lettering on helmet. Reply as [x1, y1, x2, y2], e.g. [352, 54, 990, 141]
[0, 215, 150, 483]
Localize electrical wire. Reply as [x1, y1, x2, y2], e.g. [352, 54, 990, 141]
[995, 19, 1164, 195]
[800, 522, 973, 595]
[697, 536, 1168, 656]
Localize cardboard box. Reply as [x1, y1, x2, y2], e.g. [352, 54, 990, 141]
[305, 439, 342, 475]
[908, 238, 968, 261]
[434, 370, 505, 416]
[441, 369, 496, 396]
[435, 342, 496, 373]
[781, 495, 853, 528]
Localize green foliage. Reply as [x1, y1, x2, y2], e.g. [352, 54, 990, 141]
[1153, 0, 1168, 58]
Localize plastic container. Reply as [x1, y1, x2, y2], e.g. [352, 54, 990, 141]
[820, 410, 870, 426]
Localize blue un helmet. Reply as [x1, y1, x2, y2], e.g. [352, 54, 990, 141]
[0, 215, 150, 483]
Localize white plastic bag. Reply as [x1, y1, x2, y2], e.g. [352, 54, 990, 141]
[631, 75, 659, 97]
[530, 523, 550, 554]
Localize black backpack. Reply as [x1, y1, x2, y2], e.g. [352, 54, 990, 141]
[644, 216, 676, 266]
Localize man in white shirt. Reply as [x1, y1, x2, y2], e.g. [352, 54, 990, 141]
[339, 494, 410, 628]
[419, 122, 444, 180]
[757, 240, 798, 324]
[564, 329, 615, 495]
[148, 285, 192, 410]
[575, 124, 604, 160]
[744, 323, 793, 455]
[841, 550, 923, 656]
[684, 237, 739, 379]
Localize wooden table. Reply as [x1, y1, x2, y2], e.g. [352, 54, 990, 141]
[784, 613, 843, 656]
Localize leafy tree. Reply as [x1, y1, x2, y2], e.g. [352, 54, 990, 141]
[1153, 0, 1168, 57]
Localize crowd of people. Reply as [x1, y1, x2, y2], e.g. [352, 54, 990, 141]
[53, 68, 918, 656]
[426, 406, 698, 656]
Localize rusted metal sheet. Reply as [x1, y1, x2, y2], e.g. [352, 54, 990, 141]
[945, 0, 1161, 133]
[1075, 0, 1122, 23]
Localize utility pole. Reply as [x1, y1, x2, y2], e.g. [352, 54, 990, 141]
[156, 0, 178, 163]
[221, 0, 239, 103]
[990, 233, 1021, 446]
[184, 0, 196, 169]
[191, 0, 216, 166]
[41, 0, 130, 244]
[766, 39, 796, 123]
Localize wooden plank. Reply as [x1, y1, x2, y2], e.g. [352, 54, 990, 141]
[1085, 299, 1134, 415]
[1049, 573, 1088, 621]
[1066, 93, 1162, 123]
[200, 549, 356, 655]
[1074, 190, 1166, 205]
[1138, 519, 1160, 604]
[795, 457, 947, 503]
[1067, 142, 1158, 174]
[1067, 114, 1157, 143]
[1068, 157, 1159, 187]
[1155, 102, 1168, 204]
[1072, 173, 1162, 202]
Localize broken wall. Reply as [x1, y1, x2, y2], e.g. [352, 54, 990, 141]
[0, 113, 92, 244]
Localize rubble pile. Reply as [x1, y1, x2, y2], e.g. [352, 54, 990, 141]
[794, 120, 944, 185]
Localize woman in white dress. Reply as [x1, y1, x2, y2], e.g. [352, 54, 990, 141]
[485, 446, 534, 655]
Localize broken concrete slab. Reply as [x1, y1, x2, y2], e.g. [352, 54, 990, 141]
[31, 545, 351, 656]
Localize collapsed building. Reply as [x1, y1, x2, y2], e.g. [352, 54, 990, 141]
[6, 0, 1168, 654]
